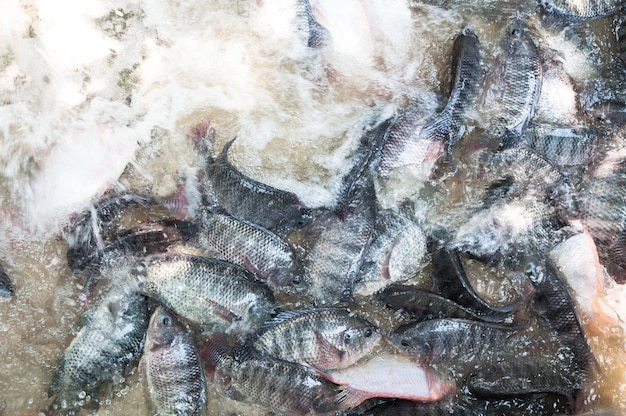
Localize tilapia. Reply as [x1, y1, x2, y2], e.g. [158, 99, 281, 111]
[586, 100, 626, 125]
[0, 262, 14, 298]
[203, 334, 344, 416]
[378, 284, 509, 323]
[48, 287, 149, 412]
[199, 208, 305, 293]
[524, 124, 601, 173]
[355, 206, 427, 297]
[489, 22, 542, 136]
[317, 353, 455, 407]
[529, 260, 597, 376]
[252, 308, 380, 371]
[422, 29, 482, 162]
[204, 138, 312, 232]
[144, 307, 207, 416]
[135, 253, 275, 332]
[389, 318, 518, 365]
[540, 0, 624, 20]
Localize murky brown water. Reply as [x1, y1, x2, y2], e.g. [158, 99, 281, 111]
[1, 1, 625, 415]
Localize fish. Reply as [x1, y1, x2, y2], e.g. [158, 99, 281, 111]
[533, 59, 579, 126]
[585, 100, 626, 125]
[580, 142, 626, 282]
[135, 253, 276, 332]
[539, 0, 624, 20]
[618, 21, 626, 65]
[423, 28, 483, 163]
[202, 334, 344, 416]
[48, 286, 149, 413]
[317, 353, 455, 408]
[528, 259, 597, 378]
[354, 205, 427, 297]
[524, 124, 601, 174]
[467, 359, 581, 408]
[488, 22, 542, 136]
[388, 318, 518, 365]
[199, 208, 305, 293]
[377, 284, 510, 323]
[143, 307, 207, 416]
[0, 262, 14, 298]
[296, 0, 331, 48]
[252, 308, 380, 371]
[204, 138, 312, 233]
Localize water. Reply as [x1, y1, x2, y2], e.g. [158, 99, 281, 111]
[0, 0, 625, 414]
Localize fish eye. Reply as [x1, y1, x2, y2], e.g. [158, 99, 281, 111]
[292, 276, 300, 285]
[400, 339, 410, 347]
[364, 328, 373, 338]
[162, 316, 171, 326]
[509, 27, 521, 38]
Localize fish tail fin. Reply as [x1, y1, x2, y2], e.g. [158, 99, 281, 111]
[334, 386, 369, 410]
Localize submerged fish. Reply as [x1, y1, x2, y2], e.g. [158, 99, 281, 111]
[0, 262, 14, 298]
[252, 308, 380, 371]
[200, 208, 305, 293]
[296, 0, 330, 48]
[540, 0, 624, 20]
[317, 353, 455, 407]
[48, 287, 149, 412]
[203, 334, 344, 416]
[489, 22, 542, 136]
[136, 253, 275, 332]
[204, 138, 312, 233]
[355, 206, 427, 297]
[144, 307, 207, 416]
[389, 318, 518, 365]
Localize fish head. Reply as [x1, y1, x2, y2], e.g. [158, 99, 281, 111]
[338, 319, 381, 364]
[388, 326, 431, 361]
[146, 306, 185, 350]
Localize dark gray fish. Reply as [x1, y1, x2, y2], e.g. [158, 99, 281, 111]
[540, 0, 623, 20]
[48, 287, 149, 413]
[529, 260, 597, 376]
[252, 308, 380, 371]
[203, 334, 345, 416]
[352, 394, 573, 415]
[586, 100, 626, 125]
[200, 208, 305, 293]
[136, 253, 276, 332]
[468, 359, 581, 406]
[423, 29, 482, 162]
[580, 146, 626, 282]
[377, 284, 509, 323]
[144, 307, 207, 416]
[355, 206, 427, 297]
[0, 262, 14, 298]
[429, 245, 524, 318]
[618, 21, 626, 65]
[296, 0, 330, 48]
[204, 138, 312, 232]
[489, 22, 542, 136]
[388, 318, 518, 365]
[524, 124, 601, 171]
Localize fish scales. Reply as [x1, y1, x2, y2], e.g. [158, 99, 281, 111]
[525, 124, 600, 170]
[204, 138, 311, 232]
[424, 29, 483, 161]
[200, 209, 305, 291]
[48, 287, 149, 412]
[253, 308, 380, 371]
[389, 318, 517, 365]
[137, 253, 275, 331]
[0, 262, 14, 298]
[541, 0, 623, 19]
[490, 23, 542, 135]
[144, 307, 207, 416]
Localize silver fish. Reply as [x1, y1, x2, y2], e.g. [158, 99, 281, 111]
[0, 262, 13, 298]
[48, 286, 149, 412]
[540, 0, 623, 20]
[136, 253, 276, 332]
[489, 22, 542, 136]
[199, 208, 305, 293]
[144, 307, 207, 416]
[253, 308, 380, 370]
